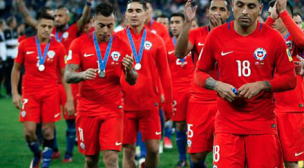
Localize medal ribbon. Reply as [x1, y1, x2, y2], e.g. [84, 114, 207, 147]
[35, 36, 50, 66]
[55, 25, 69, 42]
[92, 31, 112, 72]
[126, 28, 146, 65]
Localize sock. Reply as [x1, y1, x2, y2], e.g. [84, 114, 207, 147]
[42, 139, 54, 168]
[65, 119, 76, 158]
[176, 130, 187, 161]
[53, 129, 59, 152]
[28, 141, 40, 157]
[138, 132, 147, 159]
[164, 124, 172, 139]
[159, 108, 165, 139]
[190, 160, 206, 168]
[36, 123, 43, 144]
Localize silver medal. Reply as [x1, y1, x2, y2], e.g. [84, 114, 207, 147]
[38, 64, 45, 71]
[99, 70, 105, 78]
[135, 63, 141, 70]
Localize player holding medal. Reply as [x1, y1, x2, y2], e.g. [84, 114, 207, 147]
[64, 2, 137, 167]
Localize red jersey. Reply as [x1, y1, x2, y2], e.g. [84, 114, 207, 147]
[116, 27, 173, 112]
[274, 32, 304, 113]
[67, 33, 131, 116]
[15, 36, 66, 93]
[189, 26, 217, 102]
[197, 21, 294, 134]
[167, 37, 194, 93]
[146, 20, 171, 44]
[52, 23, 79, 51]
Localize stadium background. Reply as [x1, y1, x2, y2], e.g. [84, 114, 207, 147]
[0, 0, 303, 167]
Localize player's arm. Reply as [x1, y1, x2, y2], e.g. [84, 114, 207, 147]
[11, 62, 22, 109]
[122, 54, 137, 85]
[276, 0, 304, 48]
[76, 0, 92, 31]
[60, 68, 75, 117]
[15, 0, 38, 28]
[65, 64, 97, 83]
[156, 40, 173, 120]
[175, 0, 197, 58]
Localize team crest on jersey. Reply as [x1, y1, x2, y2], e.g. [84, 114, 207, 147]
[111, 51, 121, 61]
[47, 51, 55, 58]
[254, 48, 267, 61]
[80, 142, 85, 150]
[151, 30, 157, 34]
[67, 50, 72, 61]
[286, 40, 293, 50]
[21, 111, 26, 118]
[144, 41, 152, 50]
[63, 32, 69, 39]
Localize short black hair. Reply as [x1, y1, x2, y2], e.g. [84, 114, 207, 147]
[127, 0, 148, 11]
[57, 5, 68, 10]
[207, 0, 231, 11]
[170, 13, 185, 21]
[269, 0, 293, 16]
[294, 12, 302, 19]
[37, 12, 54, 21]
[0, 19, 5, 27]
[157, 14, 168, 19]
[38, 6, 52, 14]
[6, 16, 16, 26]
[95, 2, 114, 17]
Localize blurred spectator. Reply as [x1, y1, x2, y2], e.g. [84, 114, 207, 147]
[0, 19, 6, 98]
[156, 14, 169, 30]
[293, 12, 303, 30]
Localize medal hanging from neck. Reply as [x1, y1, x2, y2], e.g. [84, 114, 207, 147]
[35, 36, 50, 72]
[92, 31, 112, 78]
[126, 28, 146, 70]
[173, 37, 185, 67]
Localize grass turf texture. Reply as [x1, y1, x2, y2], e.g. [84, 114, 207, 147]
[0, 92, 213, 167]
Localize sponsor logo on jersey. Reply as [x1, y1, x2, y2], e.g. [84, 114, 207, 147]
[221, 51, 233, 56]
[254, 48, 267, 61]
[115, 142, 122, 146]
[155, 131, 161, 135]
[144, 41, 152, 50]
[111, 51, 121, 61]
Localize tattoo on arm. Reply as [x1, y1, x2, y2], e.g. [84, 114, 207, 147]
[65, 64, 84, 83]
[263, 81, 271, 92]
[205, 77, 218, 90]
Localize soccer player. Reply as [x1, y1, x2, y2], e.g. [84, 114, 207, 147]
[168, 12, 195, 167]
[16, 0, 92, 161]
[64, 2, 137, 168]
[267, 0, 304, 167]
[175, 0, 230, 167]
[116, 1, 173, 167]
[195, 0, 297, 167]
[11, 12, 74, 168]
[293, 12, 303, 30]
[156, 15, 169, 30]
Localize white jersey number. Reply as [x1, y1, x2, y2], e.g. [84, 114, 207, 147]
[236, 60, 251, 77]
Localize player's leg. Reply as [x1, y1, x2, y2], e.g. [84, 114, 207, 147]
[123, 144, 137, 168]
[85, 153, 99, 168]
[164, 120, 173, 149]
[276, 113, 304, 168]
[175, 121, 187, 167]
[63, 119, 76, 162]
[41, 122, 55, 168]
[213, 133, 245, 168]
[103, 150, 119, 168]
[245, 134, 283, 168]
[140, 107, 161, 168]
[24, 121, 41, 168]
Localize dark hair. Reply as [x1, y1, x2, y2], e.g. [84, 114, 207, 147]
[95, 2, 114, 17]
[57, 5, 68, 10]
[294, 12, 302, 19]
[37, 12, 54, 21]
[207, 0, 230, 10]
[170, 13, 185, 21]
[157, 14, 168, 19]
[269, 0, 293, 16]
[38, 6, 52, 14]
[7, 16, 16, 26]
[0, 19, 5, 27]
[127, 0, 148, 11]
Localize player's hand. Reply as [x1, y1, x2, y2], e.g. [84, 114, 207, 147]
[184, 0, 198, 23]
[270, 2, 279, 20]
[160, 94, 165, 103]
[210, 12, 223, 28]
[65, 99, 75, 117]
[214, 81, 237, 102]
[276, 0, 287, 14]
[294, 55, 304, 76]
[122, 54, 134, 72]
[12, 93, 22, 110]
[238, 81, 265, 99]
[81, 68, 97, 80]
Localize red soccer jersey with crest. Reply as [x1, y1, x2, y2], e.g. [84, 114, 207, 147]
[197, 21, 295, 134]
[167, 37, 194, 93]
[67, 33, 131, 116]
[15, 36, 66, 93]
[116, 27, 173, 112]
[52, 23, 79, 50]
[189, 26, 217, 102]
[146, 20, 171, 44]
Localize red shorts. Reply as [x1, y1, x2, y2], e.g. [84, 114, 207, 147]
[186, 101, 217, 153]
[277, 112, 304, 162]
[172, 91, 190, 121]
[213, 133, 283, 168]
[58, 84, 77, 120]
[20, 89, 61, 123]
[123, 106, 161, 144]
[76, 110, 124, 155]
